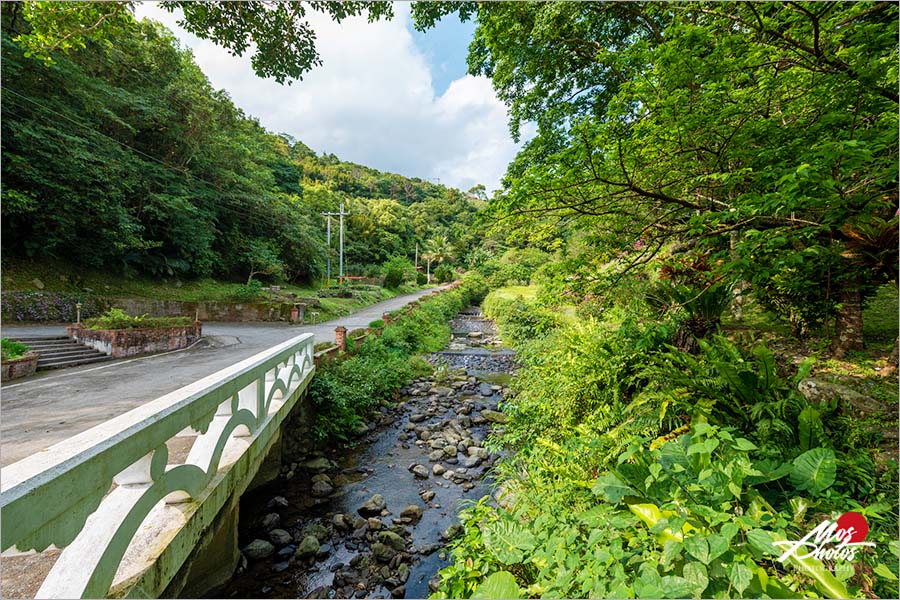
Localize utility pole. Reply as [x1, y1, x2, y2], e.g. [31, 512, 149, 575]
[415, 242, 419, 269]
[339, 202, 345, 279]
[322, 204, 349, 285]
[325, 215, 332, 281]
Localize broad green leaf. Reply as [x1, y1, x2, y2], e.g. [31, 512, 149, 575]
[659, 437, 691, 471]
[790, 448, 836, 494]
[733, 437, 758, 452]
[707, 534, 729, 562]
[660, 575, 693, 598]
[747, 529, 778, 556]
[660, 540, 684, 567]
[682, 562, 709, 597]
[592, 473, 636, 504]
[684, 535, 710, 564]
[472, 571, 521, 599]
[729, 562, 753, 595]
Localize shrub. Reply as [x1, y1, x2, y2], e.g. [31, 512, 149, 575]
[228, 280, 263, 302]
[416, 271, 428, 285]
[1, 338, 30, 361]
[84, 308, 193, 330]
[382, 256, 415, 289]
[368, 319, 385, 329]
[482, 292, 560, 347]
[434, 264, 455, 283]
[438, 423, 897, 599]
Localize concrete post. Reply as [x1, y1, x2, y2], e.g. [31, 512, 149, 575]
[382, 312, 391, 325]
[335, 326, 347, 352]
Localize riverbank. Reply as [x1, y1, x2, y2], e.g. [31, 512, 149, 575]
[214, 308, 513, 599]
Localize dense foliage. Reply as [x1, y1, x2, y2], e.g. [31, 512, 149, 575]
[1, 291, 108, 322]
[414, 1, 898, 355]
[308, 274, 487, 443]
[2, 6, 482, 286]
[436, 289, 899, 599]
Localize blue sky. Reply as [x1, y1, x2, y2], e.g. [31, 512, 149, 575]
[410, 14, 477, 96]
[134, 2, 521, 193]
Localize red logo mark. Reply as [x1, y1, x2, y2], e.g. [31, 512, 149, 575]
[837, 512, 869, 543]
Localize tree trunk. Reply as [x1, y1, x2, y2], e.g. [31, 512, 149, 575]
[832, 281, 865, 358]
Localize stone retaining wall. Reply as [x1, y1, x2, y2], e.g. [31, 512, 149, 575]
[67, 322, 202, 358]
[1, 352, 39, 381]
[108, 298, 318, 322]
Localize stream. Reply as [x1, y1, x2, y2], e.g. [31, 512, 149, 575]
[213, 308, 514, 599]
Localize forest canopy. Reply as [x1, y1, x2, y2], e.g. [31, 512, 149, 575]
[1, 4, 481, 283]
[414, 0, 899, 355]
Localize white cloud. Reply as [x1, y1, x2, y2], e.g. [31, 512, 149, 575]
[134, 2, 524, 193]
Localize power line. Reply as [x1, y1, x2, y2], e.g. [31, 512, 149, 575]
[321, 203, 349, 282]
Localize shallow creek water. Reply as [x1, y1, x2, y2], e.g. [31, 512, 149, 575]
[214, 308, 513, 599]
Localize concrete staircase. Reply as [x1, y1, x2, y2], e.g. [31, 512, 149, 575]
[11, 336, 113, 371]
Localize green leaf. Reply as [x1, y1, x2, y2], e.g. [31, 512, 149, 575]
[592, 472, 636, 504]
[798, 406, 824, 451]
[684, 535, 710, 564]
[833, 561, 855, 582]
[790, 448, 836, 494]
[789, 497, 813, 522]
[729, 562, 753, 595]
[682, 562, 709, 597]
[747, 529, 778, 556]
[733, 437, 758, 451]
[874, 563, 899, 581]
[660, 576, 694, 598]
[707, 534, 729, 562]
[482, 520, 536, 565]
[659, 440, 691, 471]
[471, 571, 521, 599]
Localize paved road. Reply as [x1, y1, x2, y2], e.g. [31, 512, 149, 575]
[0, 287, 443, 466]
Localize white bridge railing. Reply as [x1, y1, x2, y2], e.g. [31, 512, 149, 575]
[0, 333, 315, 598]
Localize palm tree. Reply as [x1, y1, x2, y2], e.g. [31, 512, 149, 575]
[422, 235, 454, 282]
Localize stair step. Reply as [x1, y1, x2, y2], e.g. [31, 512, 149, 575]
[29, 343, 84, 352]
[37, 356, 113, 370]
[37, 349, 107, 360]
[8, 336, 69, 343]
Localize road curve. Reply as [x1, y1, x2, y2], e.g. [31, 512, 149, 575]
[0, 286, 445, 466]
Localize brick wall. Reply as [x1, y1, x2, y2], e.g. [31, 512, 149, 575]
[69, 322, 202, 358]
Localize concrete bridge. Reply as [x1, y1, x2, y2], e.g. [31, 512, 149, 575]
[1, 333, 315, 598]
[0, 288, 447, 598]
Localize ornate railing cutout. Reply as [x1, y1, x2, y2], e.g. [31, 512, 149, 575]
[1, 333, 315, 598]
